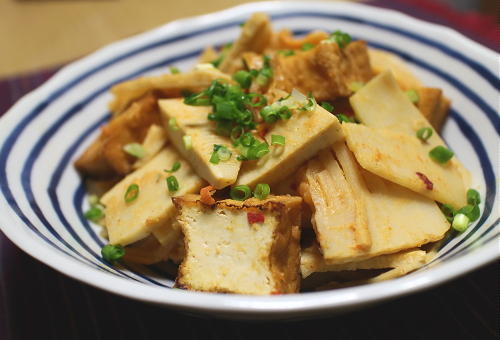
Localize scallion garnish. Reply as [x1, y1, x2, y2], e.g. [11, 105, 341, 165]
[164, 161, 181, 173]
[168, 118, 179, 131]
[348, 82, 364, 92]
[416, 127, 433, 142]
[440, 203, 456, 223]
[124, 184, 139, 203]
[271, 135, 285, 146]
[253, 183, 270, 200]
[301, 43, 314, 51]
[233, 70, 252, 89]
[278, 50, 295, 56]
[183, 135, 193, 150]
[300, 93, 317, 111]
[452, 213, 470, 232]
[230, 185, 252, 201]
[101, 244, 125, 264]
[123, 143, 146, 159]
[320, 102, 334, 112]
[405, 90, 419, 104]
[328, 30, 352, 48]
[166, 175, 179, 192]
[467, 189, 480, 206]
[210, 144, 232, 164]
[254, 56, 273, 86]
[429, 146, 454, 164]
[336, 114, 356, 123]
[169, 66, 180, 74]
[457, 204, 480, 222]
[84, 206, 104, 223]
[88, 194, 99, 206]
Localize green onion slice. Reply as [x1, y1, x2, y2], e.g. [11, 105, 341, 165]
[101, 244, 125, 264]
[233, 70, 252, 89]
[429, 146, 454, 164]
[440, 203, 456, 223]
[88, 194, 99, 206]
[253, 183, 270, 200]
[230, 185, 252, 201]
[166, 175, 179, 192]
[271, 135, 285, 146]
[123, 143, 146, 159]
[348, 82, 364, 92]
[301, 43, 314, 51]
[169, 66, 180, 74]
[336, 114, 356, 123]
[467, 189, 481, 206]
[183, 135, 193, 150]
[329, 30, 352, 48]
[320, 102, 334, 112]
[405, 89, 419, 104]
[164, 161, 181, 173]
[416, 127, 433, 142]
[124, 184, 139, 203]
[452, 213, 470, 232]
[84, 206, 104, 222]
[278, 50, 295, 56]
[168, 118, 179, 131]
[457, 204, 480, 222]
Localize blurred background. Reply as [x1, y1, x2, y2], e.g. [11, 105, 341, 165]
[0, 0, 497, 78]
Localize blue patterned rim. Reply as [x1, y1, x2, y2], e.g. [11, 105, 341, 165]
[0, 11, 498, 290]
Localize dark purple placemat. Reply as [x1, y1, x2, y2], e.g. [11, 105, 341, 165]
[1, 1, 499, 339]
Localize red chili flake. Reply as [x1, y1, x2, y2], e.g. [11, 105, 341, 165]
[247, 211, 265, 224]
[271, 291, 281, 295]
[416, 172, 433, 190]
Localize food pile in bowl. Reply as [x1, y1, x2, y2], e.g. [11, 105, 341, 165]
[75, 13, 481, 295]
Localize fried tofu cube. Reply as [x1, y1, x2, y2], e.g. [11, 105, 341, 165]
[236, 104, 343, 187]
[101, 147, 204, 246]
[416, 87, 450, 132]
[158, 99, 241, 189]
[174, 195, 302, 295]
[132, 124, 168, 169]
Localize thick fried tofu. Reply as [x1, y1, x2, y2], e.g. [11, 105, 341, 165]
[301, 142, 450, 265]
[236, 104, 343, 187]
[301, 244, 426, 278]
[416, 87, 450, 132]
[267, 40, 374, 102]
[158, 99, 241, 189]
[123, 235, 173, 265]
[109, 68, 231, 114]
[274, 29, 329, 50]
[75, 93, 161, 179]
[343, 123, 467, 208]
[101, 147, 204, 246]
[218, 12, 273, 74]
[174, 195, 302, 295]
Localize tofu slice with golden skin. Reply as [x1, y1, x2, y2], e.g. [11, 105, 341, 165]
[158, 99, 241, 189]
[132, 124, 169, 169]
[101, 147, 204, 246]
[301, 244, 426, 279]
[236, 104, 343, 187]
[343, 123, 467, 208]
[174, 195, 302, 295]
[349, 71, 470, 194]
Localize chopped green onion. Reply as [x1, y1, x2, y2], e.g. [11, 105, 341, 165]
[247, 142, 270, 159]
[247, 93, 267, 107]
[467, 189, 481, 206]
[278, 50, 295, 56]
[348, 82, 364, 92]
[271, 135, 285, 146]
[230, 126, 244, 142]
[209, 150, 220, 164]
[101, 244, 125, 264]
[169, 66, 180, 74]
[300, 93, 317, 111]
[183, 135, 192, 150]
[88, 194, 99, 206]
[168, 118, 179, 131]
[210, 144, 232, 164]
[328, 30, 352, 48]
[440, 203, 456, 223]
[320, 102, 334, 112]
[123, 143, 146, 159]
[416, 127, 433, 142]
[233, 70, 252, 89]
[166, 175, 179, 192]
[84, 206, 104, 222]
[336, 114, 356, 123]
[239, 21, 246, 27]
[457, 204, 480, 222]
[210, 55, 224, 68]
[301, 43, 314, 51]
[429, 146, 454, 164]
[452, 213, 470, 232]
[405, 90, 419, 104]
[230, 185, 252, 201]
[253, 183, 270, 200]
[124, 184, 139, 203]
[164, 161, 181, 173]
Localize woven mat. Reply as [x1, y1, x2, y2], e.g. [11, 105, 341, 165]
[0, 1, 498, 339]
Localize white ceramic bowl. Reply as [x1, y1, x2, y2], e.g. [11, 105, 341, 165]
[0, 1, 498, 319]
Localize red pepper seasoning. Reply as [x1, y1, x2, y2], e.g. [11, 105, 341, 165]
[416, 172, 433, 190]
[247, 211, 265, 224]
